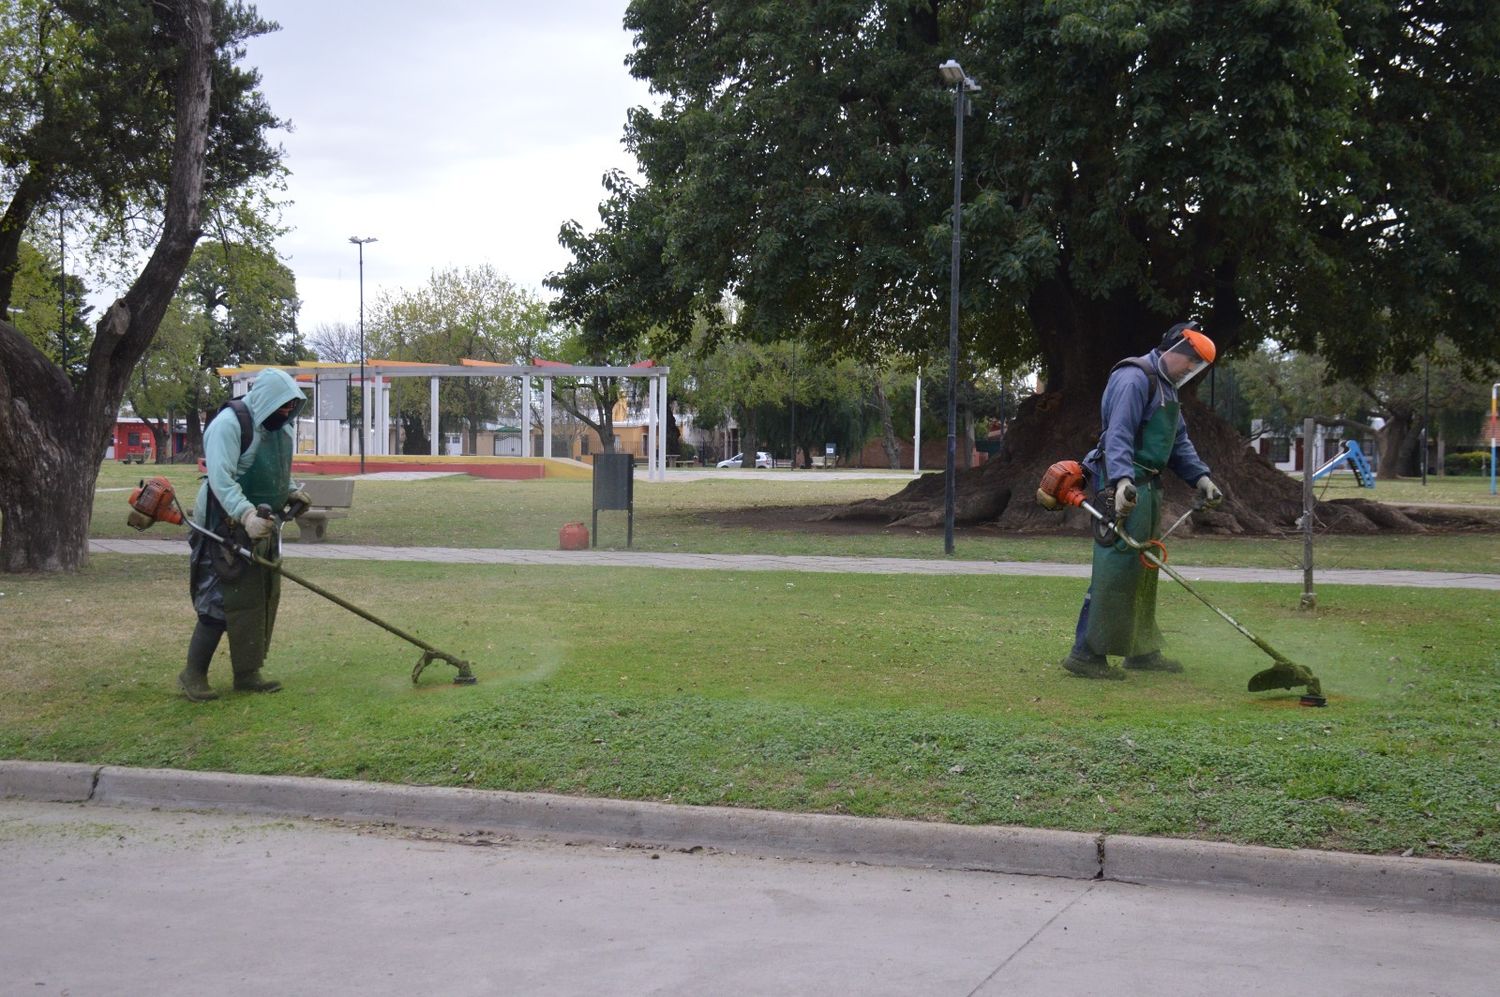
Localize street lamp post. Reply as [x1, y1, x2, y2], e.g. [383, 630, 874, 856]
[349, 236, 377, 473]
[1421, 353, 1429, 486]
[938, 59, 978, 556]
[58, 204, 67, 376]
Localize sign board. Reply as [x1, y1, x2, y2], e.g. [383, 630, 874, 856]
[315, 377, 349, 421]
[592, 452, 635, 547]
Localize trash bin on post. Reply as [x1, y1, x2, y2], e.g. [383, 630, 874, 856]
[592, 452, 634, 548]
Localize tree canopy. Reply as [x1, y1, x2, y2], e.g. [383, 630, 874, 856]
[554, 0, 1500, 395]
[0, 0, 284, 571]
[0, 0, 282, 316]
[124, 238, 301, 455]
[370, 265, 556, 452]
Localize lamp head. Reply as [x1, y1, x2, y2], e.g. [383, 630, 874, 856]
[938, 60, 966, 85]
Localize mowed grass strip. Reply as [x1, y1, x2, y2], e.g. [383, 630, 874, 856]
[3, 555, 1496, 861]
[91, 468, 1500, 572]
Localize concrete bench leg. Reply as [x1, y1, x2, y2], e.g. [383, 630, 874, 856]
[295, 518, 329, 543]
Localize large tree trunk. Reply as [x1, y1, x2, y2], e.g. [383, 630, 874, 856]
[1376, 407, 1416, 480]
[665, 396, 681, 456]
[185, 406, 205, 459]
[872, 376, 901, 470]
[961, 405, 975, 471]
[400, 413, 429, 455]
[831, 293, 1410, 535]
[832, 388, 1413, 535]
[0, 0, 214, 573]
[739, 420, 758, 468]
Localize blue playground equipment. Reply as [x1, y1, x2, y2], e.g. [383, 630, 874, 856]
[1310, 438, 1376, 488]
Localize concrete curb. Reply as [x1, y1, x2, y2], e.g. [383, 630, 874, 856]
[0, 760, 98, 802]
[1104, 834, 1500, 911]
[83, 765, 1100, 881]
[5, 760, 1497, 913]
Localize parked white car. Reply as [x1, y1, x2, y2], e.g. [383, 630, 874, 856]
[716, 451, 773, 468]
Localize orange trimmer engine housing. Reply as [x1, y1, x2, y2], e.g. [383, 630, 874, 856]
[1035, 460, 1089, 510]
[126, 476, 183, 531]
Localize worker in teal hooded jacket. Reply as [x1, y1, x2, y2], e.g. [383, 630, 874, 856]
[180, 368, 309, 701]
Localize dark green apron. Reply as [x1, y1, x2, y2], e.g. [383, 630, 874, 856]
[219, 429, 292, 677]
[1082, 399, 1178, 657]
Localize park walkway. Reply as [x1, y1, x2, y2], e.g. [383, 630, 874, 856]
[90, 536, 1500, 589]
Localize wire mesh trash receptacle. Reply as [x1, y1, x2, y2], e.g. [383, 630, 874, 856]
[592, 453, 634, 548]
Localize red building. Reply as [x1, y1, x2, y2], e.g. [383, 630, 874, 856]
[107, 418, 186, 464]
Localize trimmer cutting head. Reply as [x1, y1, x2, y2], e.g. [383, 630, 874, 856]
[413, 649, 478, 685]
[1247, 660, 1327, 707]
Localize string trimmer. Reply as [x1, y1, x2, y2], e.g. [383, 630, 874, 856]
[1036, 461, 1326, 706]
[126, 475, 477, 686]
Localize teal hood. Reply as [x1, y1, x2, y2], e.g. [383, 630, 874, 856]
[243, 368, 306, 425]
[193, 368, 307, 524]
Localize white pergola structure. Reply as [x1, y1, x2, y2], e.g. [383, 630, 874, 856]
[226, 359, 671, 482]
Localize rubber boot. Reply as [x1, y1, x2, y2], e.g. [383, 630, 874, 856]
[233, 670, 283, 694]
[1124, 651, 1184, 673]
[1060, 650, 1126, 680]
[177, 620, 222, 702]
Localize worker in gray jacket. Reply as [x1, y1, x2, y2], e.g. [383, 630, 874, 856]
[179, 368, 308, 701]
[1061, 322, 1224, 680]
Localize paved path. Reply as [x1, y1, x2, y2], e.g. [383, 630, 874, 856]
[90, 537, 1500, 589]
[4, 798, 1496, 996]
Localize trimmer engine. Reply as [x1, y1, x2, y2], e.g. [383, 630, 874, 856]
[126, 476, 183, 531]
[1035, 459, 1088, 510]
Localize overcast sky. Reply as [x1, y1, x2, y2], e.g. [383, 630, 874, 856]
[241, 0, 652, 335]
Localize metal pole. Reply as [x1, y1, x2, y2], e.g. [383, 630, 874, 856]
[789, 341, 796, 469]
[1491, 383, 1498, 496]
[944, 81, 965, 556]
[1301, 416, 1316, 610]
[350, 236, 377, 472]
[914, 372, 922, 474]
[358, 243, 366, 473]
[58, 204, 67, 376]
[1421, 354, 1429, 486]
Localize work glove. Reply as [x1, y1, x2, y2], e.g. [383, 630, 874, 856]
[242, 508, 275, 540]
[285, 489, 311, 520]
[1196, 476, 1224, 509]
[1113, 478, 1137, 519]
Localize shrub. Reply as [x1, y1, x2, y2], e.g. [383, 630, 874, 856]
[1443, 450, 1492, 476]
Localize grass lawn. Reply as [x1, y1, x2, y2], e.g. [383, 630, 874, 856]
[2, 554, 1496, 862]
[1307, 472, 1499, 506]
[91, 464, 1500, 573]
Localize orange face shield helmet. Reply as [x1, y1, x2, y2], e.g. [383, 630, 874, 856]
[1157, 323, 1216, 389]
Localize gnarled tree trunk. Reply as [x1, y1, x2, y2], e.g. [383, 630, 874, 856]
[830, 293, 1412, 536]
[0, 0, 214, 573]
[872, 376, 901, 470]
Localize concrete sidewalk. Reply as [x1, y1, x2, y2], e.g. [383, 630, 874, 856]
[4, 761, 1498, 915]
[5, 798, 1497, 997]
[89, 537, 1500, 589]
